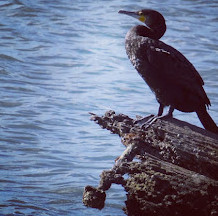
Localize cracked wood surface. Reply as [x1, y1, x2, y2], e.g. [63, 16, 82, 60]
[83, 110, 218, 215]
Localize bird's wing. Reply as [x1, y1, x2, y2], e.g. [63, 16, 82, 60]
[137, 38, 210, 106]
[144, 39, 204, 87]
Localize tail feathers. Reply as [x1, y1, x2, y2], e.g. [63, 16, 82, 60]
[196, 108, 218, 134]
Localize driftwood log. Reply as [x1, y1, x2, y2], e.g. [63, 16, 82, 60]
[83, 110, 218, 216]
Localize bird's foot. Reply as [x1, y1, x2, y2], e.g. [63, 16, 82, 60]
[134, 114, 154, 125]
[137, 113, 172, 129]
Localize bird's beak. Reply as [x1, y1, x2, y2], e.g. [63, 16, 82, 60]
[118, 10, 146, 23]
[118, 10, 139, 19]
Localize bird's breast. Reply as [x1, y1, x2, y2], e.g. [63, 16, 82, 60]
[125, 36, 156, 83]
[125, 37, 147, 70]
[125, 35, 169, 102]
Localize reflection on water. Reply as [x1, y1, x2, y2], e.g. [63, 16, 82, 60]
[0, 0, 217, 215]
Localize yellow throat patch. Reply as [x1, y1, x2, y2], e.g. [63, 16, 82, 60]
[138, 15, 146, 23]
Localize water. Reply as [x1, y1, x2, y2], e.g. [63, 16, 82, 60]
[0, 0, 217, 215]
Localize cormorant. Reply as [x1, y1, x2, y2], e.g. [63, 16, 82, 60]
[119, 9, 218, 134]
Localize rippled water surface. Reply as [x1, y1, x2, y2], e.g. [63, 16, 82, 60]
[0, 0, 218, 215]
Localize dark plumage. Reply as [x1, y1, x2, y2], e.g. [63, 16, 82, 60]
[119, 9, 218, 133]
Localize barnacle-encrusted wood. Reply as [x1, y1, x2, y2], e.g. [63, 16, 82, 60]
[83, 110, 218, 215]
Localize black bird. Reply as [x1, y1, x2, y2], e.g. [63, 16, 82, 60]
[119, 9, 218, 134]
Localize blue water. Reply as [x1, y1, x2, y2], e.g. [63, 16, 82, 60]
[0, 0, 217, 215]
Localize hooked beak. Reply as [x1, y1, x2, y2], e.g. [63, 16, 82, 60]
[118, 10, 139, 18]
[118, 10, 146, 23]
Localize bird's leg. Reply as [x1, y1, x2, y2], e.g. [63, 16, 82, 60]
[141, 105, 174, 129]
[134, 104, 164, 126]
[165, 105, 174, 118]
[140, 103, 164, 126]
[157, 103, 164, 116]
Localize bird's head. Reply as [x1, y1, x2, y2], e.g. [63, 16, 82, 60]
[118, 9, 166, 39]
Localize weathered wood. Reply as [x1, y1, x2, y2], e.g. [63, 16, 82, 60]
[83, 110, 218, 215]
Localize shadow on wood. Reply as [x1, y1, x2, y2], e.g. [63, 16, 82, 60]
[83, 110, 218, 216]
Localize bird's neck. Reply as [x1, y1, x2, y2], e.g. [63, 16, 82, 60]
[130, 25, 166, 40]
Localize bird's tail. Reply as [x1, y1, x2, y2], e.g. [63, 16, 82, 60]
[196, 108, 218, 134]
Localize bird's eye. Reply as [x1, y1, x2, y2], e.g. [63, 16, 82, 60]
[138, 11, 143, 15]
